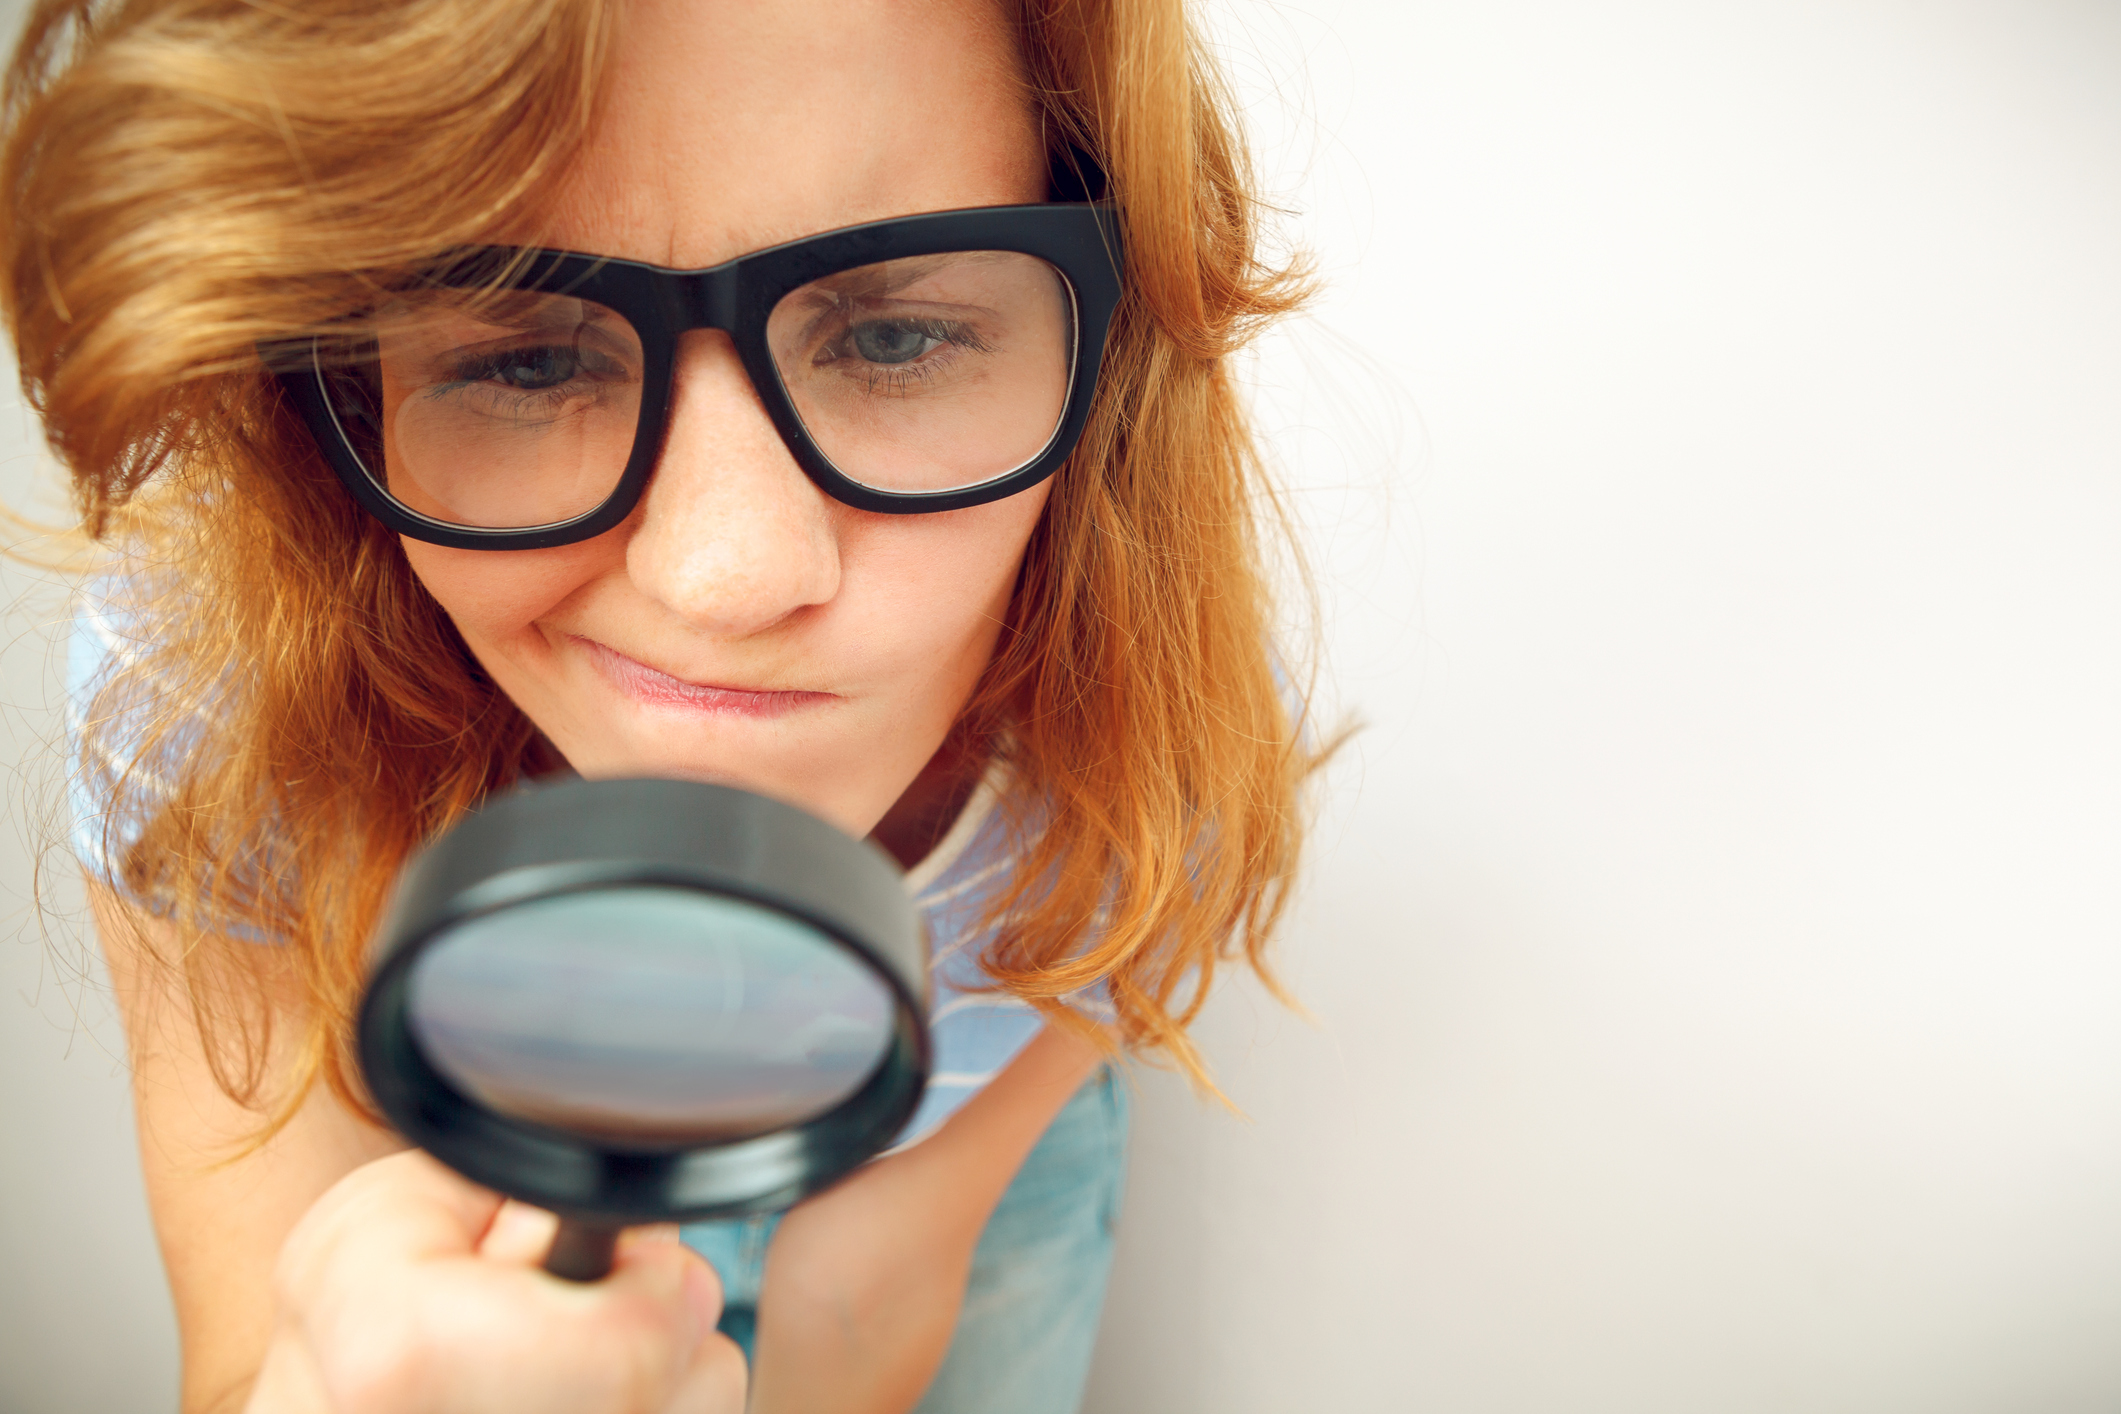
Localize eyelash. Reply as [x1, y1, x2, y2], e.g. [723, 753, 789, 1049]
[814, 316, 993, 395]
[428, 342, 623, 413]
[418, 312, 992, 414]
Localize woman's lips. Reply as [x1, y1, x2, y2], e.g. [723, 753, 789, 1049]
[573, 636, 835, 718]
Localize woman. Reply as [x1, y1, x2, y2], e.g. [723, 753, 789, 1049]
[5, 0, 1314, 1410]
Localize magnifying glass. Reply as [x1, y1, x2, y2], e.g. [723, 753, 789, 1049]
[357, 777, 929, 1281]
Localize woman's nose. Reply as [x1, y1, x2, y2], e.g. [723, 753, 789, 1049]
[624, 330, 841, 637]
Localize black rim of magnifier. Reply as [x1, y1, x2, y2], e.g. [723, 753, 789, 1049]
[357, 778, 931, 1225]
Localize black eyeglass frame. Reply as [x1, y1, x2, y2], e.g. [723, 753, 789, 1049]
[272, 202, 1126, 551]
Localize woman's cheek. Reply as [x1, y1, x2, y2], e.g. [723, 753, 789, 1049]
[400, 538, 606, 640]
[858, 482, 1047, 637]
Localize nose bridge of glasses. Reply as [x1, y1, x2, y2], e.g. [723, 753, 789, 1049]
[673, 265, 745, 335]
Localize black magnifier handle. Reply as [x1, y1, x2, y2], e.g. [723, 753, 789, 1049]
[544, 1218, 625, 1282]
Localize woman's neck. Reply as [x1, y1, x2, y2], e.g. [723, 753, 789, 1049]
[869, 732, 987, 871]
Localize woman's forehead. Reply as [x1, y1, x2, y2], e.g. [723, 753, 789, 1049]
[535, 0, 1045, 269]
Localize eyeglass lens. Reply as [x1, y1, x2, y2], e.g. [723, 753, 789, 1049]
[321, 251, 1075, 531]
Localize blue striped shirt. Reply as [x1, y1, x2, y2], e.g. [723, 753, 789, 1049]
[894, 770, 1050, 1143]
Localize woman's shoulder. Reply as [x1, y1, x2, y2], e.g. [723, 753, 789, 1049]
[67, 574, 164, 889]
[65, 568, 228, 908]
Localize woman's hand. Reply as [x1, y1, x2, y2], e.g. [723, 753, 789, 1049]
[91, 888, 741, 1414]
[242, 1152, 746, 1414]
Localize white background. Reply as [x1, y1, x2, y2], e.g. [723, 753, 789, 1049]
[6, 2, 2121, 1411]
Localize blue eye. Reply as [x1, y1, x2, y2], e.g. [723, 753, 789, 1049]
[848, 321, 943, 366]
[468, 345, 583, 390]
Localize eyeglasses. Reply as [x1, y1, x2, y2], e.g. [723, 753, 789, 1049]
[271, 203, 1125, 551]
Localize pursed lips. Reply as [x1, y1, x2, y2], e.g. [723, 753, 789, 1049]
[570, 634, 836, 717]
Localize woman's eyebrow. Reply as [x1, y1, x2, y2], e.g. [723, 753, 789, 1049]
[801, 251, 1013, 302]
[394, 293, 626, 338]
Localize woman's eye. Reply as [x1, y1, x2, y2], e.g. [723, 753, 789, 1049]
[847, 320, 944, 366]
[474, 345, 582, 390]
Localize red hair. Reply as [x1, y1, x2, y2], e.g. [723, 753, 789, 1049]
[4, 0, 1319, 1124]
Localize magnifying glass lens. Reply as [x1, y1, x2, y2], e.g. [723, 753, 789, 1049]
[404, 886, 896, 1147]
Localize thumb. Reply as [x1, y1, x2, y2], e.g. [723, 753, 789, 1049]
[627, 1234, 748, 1414]
[605, 1226, 727, 1346]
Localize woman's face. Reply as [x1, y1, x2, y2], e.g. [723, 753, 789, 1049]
[400, 0, 1049, 840]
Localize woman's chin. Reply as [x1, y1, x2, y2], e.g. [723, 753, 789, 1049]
[561, 750, 896, 840]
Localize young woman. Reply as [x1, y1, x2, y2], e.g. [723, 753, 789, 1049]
[5, 0, 1314, 1410]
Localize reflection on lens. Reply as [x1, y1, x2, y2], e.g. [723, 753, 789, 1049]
[405, 887, 895, 1147]
[322, 288, 644, 530]
[768, 251, 1074, 493]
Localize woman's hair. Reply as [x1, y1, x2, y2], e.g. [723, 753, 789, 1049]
[4, 0, 1317, 1125]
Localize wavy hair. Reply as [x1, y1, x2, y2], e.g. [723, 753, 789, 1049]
[4, 0, 1318, 1126]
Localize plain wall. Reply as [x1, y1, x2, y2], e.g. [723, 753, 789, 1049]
[1084, 2, 2121, 1410]
[5, 2, 2121, 1411]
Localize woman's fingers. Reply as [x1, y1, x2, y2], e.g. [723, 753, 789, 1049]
[666, 1328, 751, 1414]
[255, 1152, 746, 1414]
[476, 1199, 562, 1265]
[562, 1229, 744, 1414]
[619, 1231, 744, 1414]
[278, 1149, 506, 1291]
